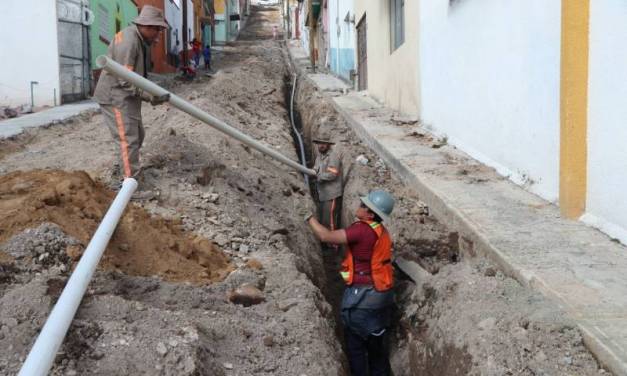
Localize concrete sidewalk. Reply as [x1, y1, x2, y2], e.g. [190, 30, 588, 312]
[288, 43, 627, 375]
[0, 100, 99, 139]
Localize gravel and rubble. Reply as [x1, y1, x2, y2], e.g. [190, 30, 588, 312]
[0, 4, 611, 376]
[0, 5, 344, 375]
[291, 60, 608, 374]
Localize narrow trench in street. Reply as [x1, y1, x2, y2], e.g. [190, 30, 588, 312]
[0, 4, 609, 376]
[282, 34, 606, 374]
[283, 61, 470, 375]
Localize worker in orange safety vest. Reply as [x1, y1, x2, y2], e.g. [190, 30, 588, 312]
[305, 190, 395, 376]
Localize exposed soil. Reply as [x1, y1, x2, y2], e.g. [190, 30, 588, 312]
[0, 5, 343, 376]
[291, 63, 607, 375]
[0, 4, 610, 376]
[0, 170, 231, 283]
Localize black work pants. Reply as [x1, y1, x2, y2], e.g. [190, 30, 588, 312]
[345, 328, 391, 376]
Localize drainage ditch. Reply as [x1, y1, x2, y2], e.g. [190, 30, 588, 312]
[286, 61, 607, 375]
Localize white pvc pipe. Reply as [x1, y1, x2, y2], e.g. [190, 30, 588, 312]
[96, 55, 316, 177]
[19, 178, 138, 376]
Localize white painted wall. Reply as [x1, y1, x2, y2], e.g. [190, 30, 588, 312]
[419, 0, 561, 202]
[165, 0, 194, 53]
[328, 0, 355, 81]
[187, 0, 195, 42]
[0, 0, 60, 108]
[299, 5, 310, 55]
[584, 0, 627, 243]
[354, 0, 420, 117]
[165, 1, 183, 50]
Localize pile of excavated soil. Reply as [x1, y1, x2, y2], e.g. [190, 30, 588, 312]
[0, 170, 231, 283]
[0, 6, 345, 376]
[393, 262, 602, 375]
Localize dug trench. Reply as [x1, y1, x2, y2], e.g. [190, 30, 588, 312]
[0, 6, 608, 376]
[288, 55, 609, 374]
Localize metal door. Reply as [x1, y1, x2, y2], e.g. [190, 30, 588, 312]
[57, 0, 93, 104]
[356, 15, 367, 90]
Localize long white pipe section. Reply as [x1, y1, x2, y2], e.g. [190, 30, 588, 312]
[19, 178, 138, 376]
[96, 55, 316, 177]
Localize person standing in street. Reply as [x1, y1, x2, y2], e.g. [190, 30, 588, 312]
[304, 190, 396, 376]
[191, 38, 201, 68]
[312, 128, 343, 242]
[203, 44, 212, 71]
[93, 5, 170, 197]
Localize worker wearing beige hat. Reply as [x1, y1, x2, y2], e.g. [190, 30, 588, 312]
[312, 128, 343, 241]
[94, 5, 170, 199]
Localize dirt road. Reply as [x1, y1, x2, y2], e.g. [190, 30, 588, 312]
[0, 6, 343, 376]
[0, 5, 608, 376]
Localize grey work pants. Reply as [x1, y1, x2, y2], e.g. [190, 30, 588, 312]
[319, 196, 342, 231]
[101, 99, 144, 178]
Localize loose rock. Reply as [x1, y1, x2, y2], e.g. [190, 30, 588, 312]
[228, 283, 265, 307]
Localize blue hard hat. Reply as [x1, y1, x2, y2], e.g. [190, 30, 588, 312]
[360, 190, 395, 222]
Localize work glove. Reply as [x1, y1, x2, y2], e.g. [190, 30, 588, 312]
[298, 206, 315, 224]
[149, 93, 170, 106]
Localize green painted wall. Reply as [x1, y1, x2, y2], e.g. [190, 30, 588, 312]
[214, 13, 227, 43]
[89, 0, 138, 70]
[202, 24, 212, 48]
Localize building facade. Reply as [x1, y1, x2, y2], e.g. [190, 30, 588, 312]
[135, 0, 189, 73]
[89, 0, 138, 73]
[1, 1, 61, 108]
[213, 0, 228, 43]
[213, 0, 247, 43]
[327, 0, 355, 81]
[164, 0, 194, 69]
[354, 0, 420, 117]
[348, 0, 627, 244]
[89, 0, 138, 88]
[577, 0, 627, 243]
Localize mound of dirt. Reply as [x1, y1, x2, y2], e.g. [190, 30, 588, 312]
[0, 170, 232, 283]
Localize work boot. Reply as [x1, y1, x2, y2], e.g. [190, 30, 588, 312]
[130, 172, 160, 201]
[131, 189, 157, 201]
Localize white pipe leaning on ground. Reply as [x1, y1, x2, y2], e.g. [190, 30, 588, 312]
[96, 55, 317, 177]
[19, 178, 138, 376]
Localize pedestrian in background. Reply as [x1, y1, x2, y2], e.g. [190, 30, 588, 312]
[190, 38, 201, 68]
[304, 190, 396, 376]
[203, 44, 212, 71]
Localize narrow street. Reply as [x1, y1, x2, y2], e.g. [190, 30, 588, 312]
[0, 4, 610, 376]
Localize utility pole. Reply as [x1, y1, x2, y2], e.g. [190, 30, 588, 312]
[281, 0, 286, 33]
[182, 0, 189, 67]
[286, 0, 291, 39]
[308, 0, 315, 72]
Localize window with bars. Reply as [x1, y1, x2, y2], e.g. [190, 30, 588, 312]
[390, 0, 404, 52]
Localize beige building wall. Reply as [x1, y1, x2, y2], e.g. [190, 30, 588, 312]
[354, 0, 420, 117]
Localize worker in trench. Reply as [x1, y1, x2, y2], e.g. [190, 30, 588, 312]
[93, 5, 170, 200]
[304, 190, 396, 376]
[312, 127, 343, 248]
